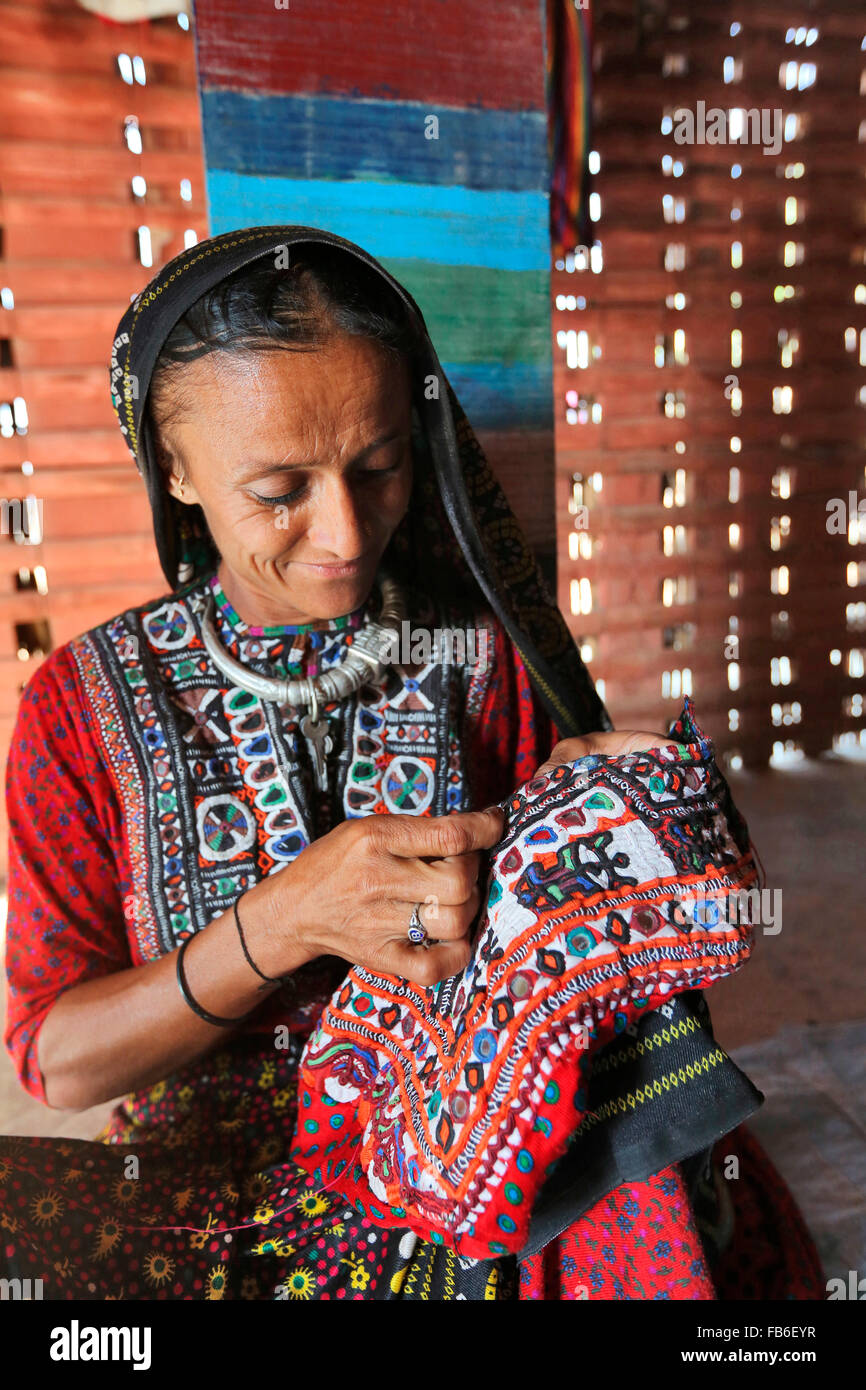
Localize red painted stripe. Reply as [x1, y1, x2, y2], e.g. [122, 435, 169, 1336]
[194, 0, 547, 110]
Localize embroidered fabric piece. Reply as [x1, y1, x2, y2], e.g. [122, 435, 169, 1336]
[290, 699, 761, 1258]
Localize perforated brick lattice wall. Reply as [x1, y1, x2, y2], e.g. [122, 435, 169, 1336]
[0, 1, 204, 861]
[553, 0, 866, 767]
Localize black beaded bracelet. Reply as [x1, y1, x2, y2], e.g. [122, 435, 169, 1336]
[234, 894, 286, 991]
[176, 934, 251, 1028]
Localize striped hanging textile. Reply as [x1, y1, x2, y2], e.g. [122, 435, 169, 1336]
[547, 0, 593, 258]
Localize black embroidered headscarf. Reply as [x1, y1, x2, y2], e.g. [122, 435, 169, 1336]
[109, 225, 611, 740]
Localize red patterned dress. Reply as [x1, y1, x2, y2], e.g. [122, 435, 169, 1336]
[1, 572, 824, 1300]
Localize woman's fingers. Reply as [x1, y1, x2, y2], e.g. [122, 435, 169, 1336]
[288, 809, 501, 984]
[534, 729, 671, 777]
[382, 936, 474, 987]
[392, 884, 483, 942]
[558, 730, 670, 759]
[384, 849, 483, 906]
[375, 807, 505, 860]
[361, 815, 499, 905]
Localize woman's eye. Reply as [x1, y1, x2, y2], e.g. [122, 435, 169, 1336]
[359, 461, 403, 480]
[360, 447, 411, 480]
[249, 452, 406, 507]
[251, 485, 307, 507]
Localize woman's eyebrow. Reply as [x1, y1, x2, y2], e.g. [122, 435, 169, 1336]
[234, 429, 410, 480]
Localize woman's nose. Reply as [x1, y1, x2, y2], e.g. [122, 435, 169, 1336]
[305, 477, 369, 559]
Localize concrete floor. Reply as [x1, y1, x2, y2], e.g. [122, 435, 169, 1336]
[1, 751, 863, 1279]
[705, 751, 866, 1049]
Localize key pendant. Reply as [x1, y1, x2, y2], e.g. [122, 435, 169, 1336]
[300, 715, 333, 790]
[300, 685, 332, 791]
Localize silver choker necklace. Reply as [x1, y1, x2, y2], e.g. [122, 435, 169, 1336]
[190, 574, 406, 790]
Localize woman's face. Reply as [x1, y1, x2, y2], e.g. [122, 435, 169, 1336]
[161, 332, 414, 625]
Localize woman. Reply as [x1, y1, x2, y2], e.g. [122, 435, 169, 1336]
[1, 226, 823, 1300]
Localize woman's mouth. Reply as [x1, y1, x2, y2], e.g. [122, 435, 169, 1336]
[291, 557, 369, 577]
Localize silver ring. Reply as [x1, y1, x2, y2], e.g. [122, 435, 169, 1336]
[407, 903, 428, 947]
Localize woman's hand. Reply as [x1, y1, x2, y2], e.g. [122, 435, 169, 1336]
[252, 807, 506, 988]
[532, 729, 671, 779]
[36, 808, 504, 1110]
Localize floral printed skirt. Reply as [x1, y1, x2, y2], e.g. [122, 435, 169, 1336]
[0, 1034, 824, 1300]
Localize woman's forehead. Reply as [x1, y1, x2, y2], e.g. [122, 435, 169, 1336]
[179, 334, 410, 404]
[168, 339, 412, 462]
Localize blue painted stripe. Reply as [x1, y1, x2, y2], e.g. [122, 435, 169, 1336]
[441, 362, 553, 430]
[200, 89, 549, 193]
[205, 171, 550, 271]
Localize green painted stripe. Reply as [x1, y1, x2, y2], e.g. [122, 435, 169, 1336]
[377, 259, 552, 366]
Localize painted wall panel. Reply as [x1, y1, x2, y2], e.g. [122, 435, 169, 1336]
[194, 0, 556, 554]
